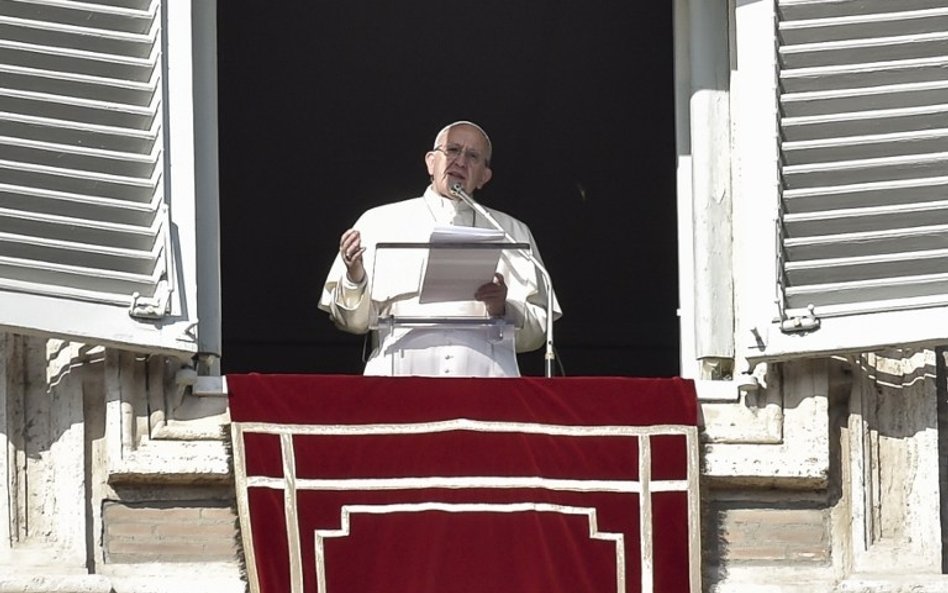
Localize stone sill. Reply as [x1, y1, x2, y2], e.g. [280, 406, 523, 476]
[0, 575, 112, 593]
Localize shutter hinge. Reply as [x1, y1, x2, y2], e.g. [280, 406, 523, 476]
[129, 280, 171, 320]
[777, 303, 821, 334]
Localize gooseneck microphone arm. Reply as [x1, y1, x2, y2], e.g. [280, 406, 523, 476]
[449, 182, 556, 378]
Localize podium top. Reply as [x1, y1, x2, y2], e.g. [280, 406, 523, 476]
[373, 315, 514, 329]
[376, 242, 532, 250]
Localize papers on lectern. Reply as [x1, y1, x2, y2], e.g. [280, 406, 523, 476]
[419, 225, 505, 303]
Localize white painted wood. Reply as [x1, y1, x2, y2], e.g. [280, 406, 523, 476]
[688, 0, 734, 363]
[729, 0, 783, 372]
[751, 305, 948, 360]
[163, 0, 197, 326]
[730, 0, 948, 359]
[189, 0, 221, 357]
[674, 0, 698, 378]
[0, 0, 208, 354]
[0, 289, 196, 355]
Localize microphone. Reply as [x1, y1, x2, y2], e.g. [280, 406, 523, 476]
[449, 183, 502, 231]
[449, 183, 558, 377]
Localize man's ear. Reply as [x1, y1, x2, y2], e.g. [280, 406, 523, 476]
[476, 166, 493, 189]
[424, 151, 436, 176]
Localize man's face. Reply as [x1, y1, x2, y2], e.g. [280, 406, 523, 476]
[425, 124, 493, 198]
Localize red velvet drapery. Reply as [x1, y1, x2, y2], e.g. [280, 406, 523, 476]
[229, 374, 699, 593]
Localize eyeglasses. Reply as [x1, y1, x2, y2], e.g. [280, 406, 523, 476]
[435, 144, 488, 166]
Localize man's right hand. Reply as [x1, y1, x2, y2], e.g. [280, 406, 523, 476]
[339, 228, 366, 283]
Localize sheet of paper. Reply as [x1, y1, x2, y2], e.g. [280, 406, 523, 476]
[419, 226, 505, 303]
[429, 225, 505, 243]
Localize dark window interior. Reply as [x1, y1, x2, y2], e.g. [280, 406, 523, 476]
[217, 2, 679, 377]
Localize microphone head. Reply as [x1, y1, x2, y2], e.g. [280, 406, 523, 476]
[449, 182, 475, 203]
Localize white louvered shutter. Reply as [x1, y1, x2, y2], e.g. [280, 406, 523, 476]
[0, 0, 204, 355]
[760, 0, 948, 359]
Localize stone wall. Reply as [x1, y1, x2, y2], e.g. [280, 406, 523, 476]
[102, 501, 238, 564]
[3, 332, 948, 592]
[707, 499, 831, 566]
[0, 334, 243, 593]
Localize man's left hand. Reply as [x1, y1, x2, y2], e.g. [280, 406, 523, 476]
[475, 273, 507, 317]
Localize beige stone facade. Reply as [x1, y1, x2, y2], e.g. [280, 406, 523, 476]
[3, 331, 948, 592]
[0, 334, 242, 593]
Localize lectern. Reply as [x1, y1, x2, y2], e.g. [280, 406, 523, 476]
[368, 240, 536, 377]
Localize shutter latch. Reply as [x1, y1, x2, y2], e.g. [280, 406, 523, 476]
[129, 280, 171, 319]
[777, 303, 820, 334]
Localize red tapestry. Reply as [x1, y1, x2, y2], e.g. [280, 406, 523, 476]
[228, 374, 700, 593]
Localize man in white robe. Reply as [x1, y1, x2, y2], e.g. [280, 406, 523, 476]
[318, 121, 562, 377]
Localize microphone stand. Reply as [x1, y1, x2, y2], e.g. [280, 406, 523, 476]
[450, 183, 557, 378]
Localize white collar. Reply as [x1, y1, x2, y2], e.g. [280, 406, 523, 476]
[423, 186, 474, 225]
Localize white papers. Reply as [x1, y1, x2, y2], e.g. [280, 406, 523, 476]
[429, 225, 505, 243]
[419, 225, 505, 303]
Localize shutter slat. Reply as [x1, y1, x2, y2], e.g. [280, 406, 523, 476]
[779, 8, 948, 45]
[0, 134, 156, 162]
[0, 68, 155, 104]
[782, 105, 948, 141]
[0, 158, 157, 187]
[0, 95, 156, 131]
[0, 47, 155, 84]
[0, 205, 160, 246]
[782, 81, 948, 117]
[0, 13, 157, 42]
[0, 182, 158, 212]
[1, 0, 156, 33]
[0, 254, 161, 286]
[0, 257, 160, 300]
[784, 176, 948, 212]
[0, 137, 158, 177]
[785, 272, 948, 308]
[0, 110, 157, 152]
[782, 128, 948, 164]
[0, 87, 155, 117]
[784, 224, 948, 260]
[0, 62, 157, 92]
[781, 57, 948, 93]
[0, 166, 157, 201]
[780, 32, 948, 69]
[783, 151, 948, 188]
[0, 231, 159, 274]
[786, 248, 948, 286]
[780, 0, 948, 22]
[784, 200, 948, 235]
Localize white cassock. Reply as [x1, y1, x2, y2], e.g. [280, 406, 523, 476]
[318, 186, 562, 377]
